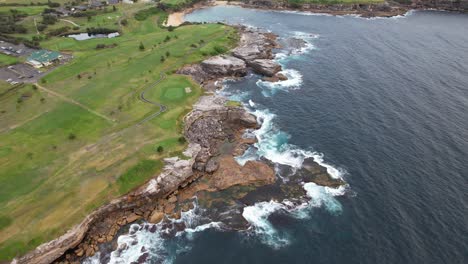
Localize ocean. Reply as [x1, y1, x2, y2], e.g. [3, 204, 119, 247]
[85, 7, 468, 264]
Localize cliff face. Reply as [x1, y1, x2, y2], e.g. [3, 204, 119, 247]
[410, 0, 468, 11]
[238, 0, 468, 15]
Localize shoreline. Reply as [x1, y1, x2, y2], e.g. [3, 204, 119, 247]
[15, 24, 345, 264]
[166, 0, 468, 26]
[12, 27, 287, 264]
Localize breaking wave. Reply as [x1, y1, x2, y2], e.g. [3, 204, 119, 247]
[256, 69, 303, 96]
[82, 201, 223, 264]
[242, 182, 346, 248]
[236, 107, 346, 180]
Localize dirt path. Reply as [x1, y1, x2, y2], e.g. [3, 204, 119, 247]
[33, 18, 39, 35]
[35, 83, 115, 123]
[60, 19, 80, 27]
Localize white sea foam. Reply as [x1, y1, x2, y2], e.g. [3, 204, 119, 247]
[84, 200, 222, 264]
[238, 108, 346, 181]
[241, 182, 346, 248]
[273, 9, 414, 20]
[242, 201, 290, 248]
[256, 69, 303, 96]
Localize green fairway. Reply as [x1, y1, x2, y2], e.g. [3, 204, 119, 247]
[0, 3, 238, 260]
[0, 53, 19, 67]
[0, 5, 47, 16]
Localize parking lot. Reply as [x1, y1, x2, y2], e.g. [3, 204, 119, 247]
[0, 41, 36, 57]
[0, 64, 45, 84]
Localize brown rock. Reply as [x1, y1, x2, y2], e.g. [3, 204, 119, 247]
[74, 248, 84, 257]
[210, 156, 275, 190]
[149, 210, 164, 224]
[167, 195, 178, 203]
[125, 213, 141, 224]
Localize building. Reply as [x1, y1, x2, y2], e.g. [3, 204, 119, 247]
[26, 50, 62, 68]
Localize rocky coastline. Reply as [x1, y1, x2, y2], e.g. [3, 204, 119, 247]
[13, 27, 343, 264]
[170, 0, 468, 25]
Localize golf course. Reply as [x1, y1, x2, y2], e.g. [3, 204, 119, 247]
[0, 2, 238, 260]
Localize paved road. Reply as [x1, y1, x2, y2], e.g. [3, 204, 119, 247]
[137, 72, 168, 125]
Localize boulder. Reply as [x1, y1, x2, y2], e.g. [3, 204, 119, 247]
[205, 158, 219, 173]
[149, 210, 164, 224]
[232, 46, 263, 62]
[248, 59, 282, 77]
[125, 213, 141, 224]
[201, 55, 247, 77]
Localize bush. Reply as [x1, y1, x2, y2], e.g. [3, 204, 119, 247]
[139, 42, 145, 51]
[157, 146, 164, 153]
[178, 137, 186, 144]
[213, 45, 227, 54]
[37, 24, 47, 32]
[134, 7, 159, 21]
[41, 14, 57, 25]
[120, 18, 128, 26]
[68, 133, 76, 140]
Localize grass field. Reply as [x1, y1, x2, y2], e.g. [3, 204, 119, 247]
[0, 3, 238, 260]
[0, 5, 47, 15]
[0, 53, 19, 67]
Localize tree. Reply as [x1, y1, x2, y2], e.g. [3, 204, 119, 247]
[160, 56, 165, 62]
[121, 18, 128, 26]
[113, 5, 117, 12]
[178, 137, 186, 144]
[166, 51, 170, 57]
[157, 146, 164, 153]
[167, 26, 174, 32]
[139, 42, 145, 51]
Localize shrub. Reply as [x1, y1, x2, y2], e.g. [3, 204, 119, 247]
[68, 133, 76, 140]
[134, 7, 159, 21]
[178, 137, 186, 144]
[139, 42, 145, 51]
[157, 146, 164, 153]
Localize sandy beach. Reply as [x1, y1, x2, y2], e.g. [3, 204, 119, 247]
[165, 1, 231, 27]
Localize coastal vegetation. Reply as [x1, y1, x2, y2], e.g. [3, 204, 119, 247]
[0, 2, 237, 260]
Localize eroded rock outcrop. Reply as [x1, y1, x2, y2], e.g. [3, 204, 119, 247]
[249, 59, 282, 77]
[200, 55, 247, 77]
[178, 28, 285, 85]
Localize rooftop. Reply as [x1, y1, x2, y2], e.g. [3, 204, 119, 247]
[27, 50, 61, 64]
